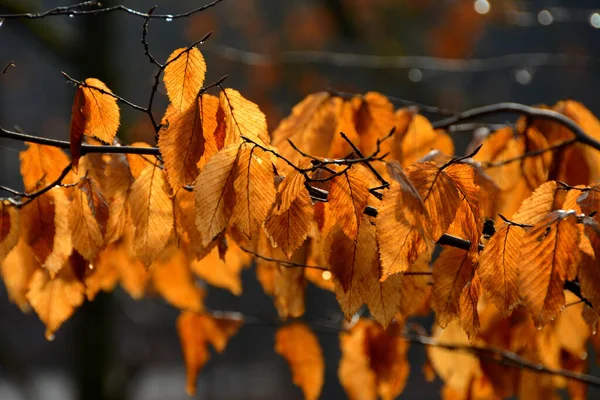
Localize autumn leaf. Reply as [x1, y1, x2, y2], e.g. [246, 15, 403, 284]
[339, 319, 410, 400]
[577, 218, 600, 311]
[275, 323, 324, 400]
[125, 142, 156, 179]
[68, 177, 108, 262]
[458, 272, 482, 341]
[77, 78, 120, 146]
[164, 47, 206, 110]
[129, 164, 174, 265]
[353, 92, 396, 156]
[519, 210, 580, 328]
[512, 180, 560, 225]
[221, 88, 270, 146]
[177, 311, 243, 396]
[377, 163, 430, 277]
[84, 243, 119, 300]
[431, 247, 475, 328]
[20, 143, 71, 192]
[27, 254, 86, 339]
[69, 86, 86, 168]
[478, 223, 524, 316]
[231, 145, 277, 237]
[406, 162, 462, 241]
[195, 144, 240, 247]
[328, 165, 372, 241]
[104, 154, 133, 243]
[1, 239, 38, 311]
[265, 169, 315, 258]
[0, 201, 19, 264]
[397, 114, 454, 167]
[150, 246, 204, 312]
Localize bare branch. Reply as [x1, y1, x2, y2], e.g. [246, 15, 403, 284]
[0, 61, 15, 78]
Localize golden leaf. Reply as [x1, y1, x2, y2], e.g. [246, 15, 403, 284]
[125, 142, 155, 179]
[150, 245, 204, 312]
[522, 126, 553, 189]
[265, 169, 315, 258]
[275, 323, 324, 400]
[519, 210, 580, 328]
[431, 247, 475, 327]
[164, 47, 206, 110]
[406, 162, 462, 241]
[221, 88, 269, 146]
[80, 78, 120, 143]
[231, 145, 276, 237]
[399, 114, 454, 166]
[129, 164, 174, 265]
[177, 312, 243, 396]
[27, 254, 86, 339]
[0, 201, 19, 263]
[195, 144, 240, 247]
[353, 92, 396, 156]
[84, 244, 119, 300]
[1, 239, 38, 311]
[20, 143, 71, 192]
[511, 180, 560, 225]
[478, 224, 524, 316]
[104, 154, 133, 243]
[68, 178, 108, 262]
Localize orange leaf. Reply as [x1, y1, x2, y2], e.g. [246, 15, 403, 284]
[80, 78, 120, 143]
[275, 323, 324, 400]
[104, 154, 133, 243]
[129, 164, 173, 265]
[1, 239, 38, 311]
[0, 201, 19, 264]
[377, 163, 430, 277]
[265, 169, 315, 258]
[231, 145, 277, 237]
[69, 86, 86, 168]
[353, 92, 396, 156]
[177, 311, 243, 396]
[328, 165, 372, 241]
[512, 180, 560, 225]
[164, 47, 206, 110]
[20, 142, 71, 192]
[458, 272, 482, 341]
[125, 142, 155, 179]
[339, 319, 410, 400]
[398, 114, 454, 166]
[221, 88, 269, 146]
[519, 210, 580, 328]
[26, 254, 86, 339]
[195, 144, 240, 246]
[84, 244, 119, 300]
[577, 219, 600, 312]
[478, 224, 524, 316]
[406, 162, 461, 241]
[431, 247, 475, 327]
[150, 246, 204, 312]
[68, 178, 108, 262]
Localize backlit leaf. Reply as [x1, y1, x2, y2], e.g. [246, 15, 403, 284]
[0, 201, 19, 264]
[1, 239, 38, 311]
[164, 47, 206, 110]
[20, 143, 71, 192]
[275, 323, 324, 400]
[221, 88, 269, 146]
[458, 272, 482, 341]
[512, 180, 560, 225]
[80, 78, 120, 143]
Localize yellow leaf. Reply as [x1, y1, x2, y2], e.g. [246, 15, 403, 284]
[69, 178, 108, 262]
[478, 224, 523, 316]
[231, 145, 276, 237]
[150, 246, 204, 312]
[265, 169, 315, 258]
[80, 78, 120, 143]
[275, 323, 324, 400]
[221, 88, 269, 146]
[195, 144, 240, 246]
[129, 164, 173, 265]
[27, 254, 86, 339]
[519, 210, 580, 328]
[177, 311, 243, 396]
[164, 47, 206, 110]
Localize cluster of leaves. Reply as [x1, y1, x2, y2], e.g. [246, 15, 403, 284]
[2, 45, 600, 399]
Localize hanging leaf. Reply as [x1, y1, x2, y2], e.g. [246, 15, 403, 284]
[1, 239, 38, 311]
[398, 114, 454, 167]
[0, 201, 19, 264]
[105, 154, 133, 243]
[231, 145, 277, 237]
[26, 254, 86, 339]
[478, 223, 524, 316]
[458, 272, 482, 341]
[265, 169, 315, 258]
[353, 91, 396, 156]
[275, 323, 324, 400]
[177, 311, 243, 396]
[577, 218, 600, 311]
[68, 177, 109, 262]
[20, 143, 71, 192]
[164, 47, 206, 110]
[195, 144, 240, 247]
[512, 180, 560, 225]
[69, 86, 86, 168]
[77, 78, 120, 145]
[519, 210, 580, 328]
[221, 88, 270, 146]
[129, 164, 173, 265]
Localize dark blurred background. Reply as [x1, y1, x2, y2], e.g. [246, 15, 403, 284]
[2, 0, 600, 399]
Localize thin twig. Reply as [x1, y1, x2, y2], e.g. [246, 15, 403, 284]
[239, 246, 328, 271]
[0, 62, 15, 78]
[482, 138, 577, 168]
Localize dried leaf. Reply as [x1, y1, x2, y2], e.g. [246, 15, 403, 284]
[458, 273, 482, 341]
[221, 88, 269, 146]
[80, 78, 120, 143]
[0, 202, 19, 263]
[20, 143, 71, 192]
[275, 323, 324, 400]
[1, 239, 38, 311]
[164, 47, 206, 110]
[105, 154, 133, 243]
[512, 181, 559, 225]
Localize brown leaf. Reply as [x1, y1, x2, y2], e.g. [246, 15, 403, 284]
[150, 246, 204, 312]
[221, 88, 269, 146]
[68, 178, 108, 262]
[458, 273, 482, 341]
[177, 311, 243, 396]
[0, 201, 19, 264]
[195, 144, 240, 246]
[578, 219, 600, 311]
[275, 323, 324, 400]
[129, 164, 174, 265]
[406, 162, 462, 241]
[519, 210, 580, 328]
[69, 86, 86, 168]
[27, 254, 85, 339]
[265, 169, 315, 258]
[231, 145, 276, 237]
[431, 247, 475, 327]
[478, 224, 524, 316]
[164, 47, 206, 110]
